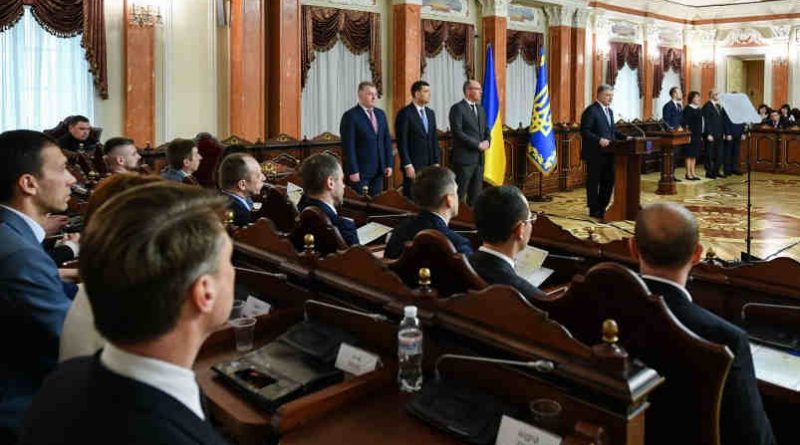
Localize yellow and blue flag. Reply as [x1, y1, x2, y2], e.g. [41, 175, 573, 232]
[482, 43, 505, 185]
[527, 48, 556, 175]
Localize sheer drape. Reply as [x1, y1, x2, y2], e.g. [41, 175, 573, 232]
[421, 49, 466, 131]
[0, 7, 94, 132]
[301, 39, 370, 138]
[505, 56, 536, 129]
[612, 65, 641, 121]
[653, 69, 681, 119]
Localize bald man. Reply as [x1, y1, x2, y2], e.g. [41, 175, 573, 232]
[630, 203, 775, 445]
[701, 89, 726, 178]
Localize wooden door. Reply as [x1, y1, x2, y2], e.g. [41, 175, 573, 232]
[744, 59, 765, 108]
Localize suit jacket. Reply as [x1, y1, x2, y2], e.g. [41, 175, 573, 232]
[161, 167, 187, 183]
[384, 211, 473, 260]
[643, 277, 775, 445]
[395, 103, 439, 169]
[683, 106, 704, 138]
[222, 193, 252, 228]
[0, 207, 74, 434]
[468, 250, 545, 301]
[448, 99, 490, 166]
[340, 105, 393, 178]
[57, 134, 98, 153]
[762, 118, 789, 129]
[723, 112, 746, 138]
[579, 102, 626, 162]
[702, 101, 726, 138]
[297, 195, 359, 246]
[662, 101, 684, 129]
[19, 355, 230, 445]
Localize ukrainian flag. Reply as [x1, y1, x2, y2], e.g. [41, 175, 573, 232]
[527, 48, 557, 175]
[482, 43, 505, 185]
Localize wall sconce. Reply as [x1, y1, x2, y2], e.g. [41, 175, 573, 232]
[768, 45, 788, 65]
[129, 1, 163, 27]
[596, 35, 610, 60]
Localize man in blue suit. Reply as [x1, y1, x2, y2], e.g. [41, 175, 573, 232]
[297, 153, 359, 246]
[0, 130, 78, 441]
[384, 166, 472, 259]
[218, 153, 266, 227]
[395, 80, 439, 199]
[662, 86, 685, 182]
[580, 84, 629, 219]
[340, 81, 394, 196]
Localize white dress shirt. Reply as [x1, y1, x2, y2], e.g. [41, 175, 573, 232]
[642, 274, 693, 302]
[100, 343, 206, 420]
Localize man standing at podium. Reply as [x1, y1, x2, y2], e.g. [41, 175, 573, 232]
[580, 84, 628, 220]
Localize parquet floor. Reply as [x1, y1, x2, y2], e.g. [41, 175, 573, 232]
[529, 167, 800, 262]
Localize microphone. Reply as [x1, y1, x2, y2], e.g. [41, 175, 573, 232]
[434, 353, 555, 380]
[303, 299, 389, 323]
[657, 119, 670, 131]
[453, 230, 478, 234]
[366, 212, 414, 220]
[547, 253, 585, 262]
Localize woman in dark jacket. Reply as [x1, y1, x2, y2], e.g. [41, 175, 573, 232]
[682, 91, 703, 180]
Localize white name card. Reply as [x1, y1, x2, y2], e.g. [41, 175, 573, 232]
[287, 182, 304, 206]
[495, 415, 561, 445]
[357, 222, 393, 245]
[335, 343, 380, 376]
[242, 295, 271, 318]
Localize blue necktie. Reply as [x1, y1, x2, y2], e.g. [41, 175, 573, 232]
[419, 108, 429, 133]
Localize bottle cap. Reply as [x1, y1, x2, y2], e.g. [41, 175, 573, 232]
[404, 305, 418, 318]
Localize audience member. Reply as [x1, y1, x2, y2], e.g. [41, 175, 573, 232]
[56, 115, 97, 153]
[218, 153, 266, 227]
[779, 104, 795, 125]
[629, 202, 775, 445]
[297, 153, 359, 245]
[103, 137, 142, 174]
[764, 110, 788, 129]
[384, 166, 472, 259]
[757, 104, 770, 122]
[469, 185, 545, 301]
[20, 182, 232, 444]
[0, 130, 78, 441]
[161, 138, 202, 184]
[59, 173, 164, 362]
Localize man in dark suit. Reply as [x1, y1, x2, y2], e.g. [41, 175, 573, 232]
[20, 183, 232, 444]
[661, 86, 684, 182]
[56, 115, 98, 153]
[395, 80, 439, 199]
[470, 185, 545, 302]
[449, 79, 491, 207]
[218, 153, 266, 228]
[161, 138, 203, 184]
[580, 84, 629, 219]
[702, 89, 726, 178]
[723, 111, 746, 176]
[764, 110, 789, 129]
[629, 202, 775, 445]
[0, 130, 79, 442]
[340, 81, 393, 196]
[297, 153, 359, 246]
[385, 166, 472, 259]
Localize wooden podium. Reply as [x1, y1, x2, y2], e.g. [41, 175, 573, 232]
[602, 137, 658, 222]
[649, 129, 691, 195]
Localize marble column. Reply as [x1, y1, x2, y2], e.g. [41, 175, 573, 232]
[571, 10, 589, 122]
[479, 0, 509, 122]
[230, 0, 266, 141]
[266, 0, 301, 138]
[391, 0, 422, 118]
[124, 0, 156, 147]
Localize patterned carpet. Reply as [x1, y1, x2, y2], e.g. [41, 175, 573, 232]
[528, 167, 800, 262]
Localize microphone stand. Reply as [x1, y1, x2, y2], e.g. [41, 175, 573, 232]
[741, 128, 760, 263]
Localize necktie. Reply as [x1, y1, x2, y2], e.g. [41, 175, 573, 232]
[715, 103, 721, 114]
[419, 108, 429, 133]
[471, 104, 478, 118]
[367, 108, 378, 134]
[676, 103, 682, 112]
[605, 107, 612, 125]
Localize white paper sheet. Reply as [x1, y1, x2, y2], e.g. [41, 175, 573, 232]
[515, 245, 552, 287]
[750, 343, 800, 391]
[286, 182, 304, 206]
[356, 222, 393, 245]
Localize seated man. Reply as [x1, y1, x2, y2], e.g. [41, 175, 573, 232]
[161, 138, 202, 184]
[0, 130, 78, 442]
[384, 166, 472, 259]
[20, 183, 232, 444]
[469, 185, 545, 301]
[763, 110, 789, 129]
[103, 137, 142, 174]
[630, 202, 775, 445]
[218, 153, 266, 227]
[57, 115, 97, 153]
[297, 153, 359, 246]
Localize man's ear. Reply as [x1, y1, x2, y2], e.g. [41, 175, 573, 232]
[326, 175, 335, 191]
[513, 221, 526, 241]
[17, 173, 37, 197]
[691, 242, 703, 266]
[237, 178, 248, 191]
[187, 274, 215, 315]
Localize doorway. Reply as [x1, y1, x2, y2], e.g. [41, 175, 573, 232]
[743, 58, 765, 107]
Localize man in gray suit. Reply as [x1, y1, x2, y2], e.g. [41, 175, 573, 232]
[449, 79, 490, 207]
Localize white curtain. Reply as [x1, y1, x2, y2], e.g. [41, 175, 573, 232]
[301, 39, 371, 138]
[0, 7, 94, 132]
[612, 65, 642, 121]
[505, 56, 537, 130]
[422, 50, 467, 131]
[653, 69, 681, 119]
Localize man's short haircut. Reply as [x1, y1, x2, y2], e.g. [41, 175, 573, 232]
[708, 89, 717, 97]
[358, 81, 376, 92]
[687, 91, 701, 103]
[218, 153, 254, 190]
[597, 84, 614, 95]
[411, 80, 429, 96]
[66, 115, 90, 127]
[0, 130, 57, 202]
[103, 137, 135, 156]
[80, 182, 228, 345]
[669, 86, 680, 97]
[463, 79, 476, 94]
[83, 173, 163, 227]
[634, 202, 699, 268]
[412, 166, 456, 210]
[300, 153, 341, 195]
[166, 138, 196, 170]
[474, 185, 529, 243]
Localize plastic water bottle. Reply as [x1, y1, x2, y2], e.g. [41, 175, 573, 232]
[398, 305, 423, 392]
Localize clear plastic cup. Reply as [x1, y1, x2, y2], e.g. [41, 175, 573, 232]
[229, 317, 257, 352]
[229, 300, 245, 320]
